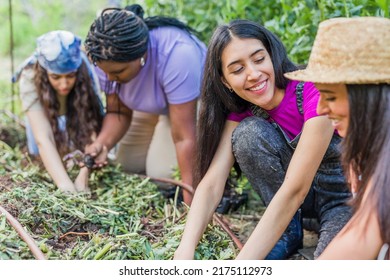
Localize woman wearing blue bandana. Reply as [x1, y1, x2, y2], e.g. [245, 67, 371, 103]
[13, 30, 104, 193]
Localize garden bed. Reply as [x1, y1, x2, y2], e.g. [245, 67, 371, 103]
[0, 118, 316, 260]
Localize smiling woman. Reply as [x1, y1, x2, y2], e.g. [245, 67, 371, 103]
[315, 83, 349, 137]
[174, 19, 352, 260]
[221, 37, 284, 111]
[285, 16, 390, 260]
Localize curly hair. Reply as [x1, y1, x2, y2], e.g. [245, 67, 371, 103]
[34, 61, 103, 155]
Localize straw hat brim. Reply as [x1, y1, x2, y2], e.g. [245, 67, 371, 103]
[284, 68, 390, 84]
[284, 17, 390, 85]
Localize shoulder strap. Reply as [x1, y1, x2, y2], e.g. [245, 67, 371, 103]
[296, 81, 304, 115]
[250, 104, 270, 120]
[251, 81, 306, 120]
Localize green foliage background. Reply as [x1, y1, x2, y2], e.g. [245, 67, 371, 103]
[0, 0, 388, 112]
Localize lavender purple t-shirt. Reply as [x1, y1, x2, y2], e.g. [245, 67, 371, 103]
[228, 81, 319, 140]
[96, 27, 207, 115]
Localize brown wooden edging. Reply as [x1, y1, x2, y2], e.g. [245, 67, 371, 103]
[0, 205, 46, 260]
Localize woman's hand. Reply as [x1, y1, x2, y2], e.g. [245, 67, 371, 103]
[84, 141, 108, 168]
[58, 182, 78, 193]
[174, 121, 238, 260]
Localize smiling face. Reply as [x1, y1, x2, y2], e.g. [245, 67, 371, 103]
[316, 83, 350, 137]
[47, 71, 77, 96]
[96, 58, 143, 84]
[221, 37, 284, 110]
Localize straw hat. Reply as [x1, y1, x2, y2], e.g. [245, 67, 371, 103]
[284, 17, 390, 84]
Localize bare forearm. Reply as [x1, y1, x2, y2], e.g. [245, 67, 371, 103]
[175, 180, 224, 257]
[74, 166, 91, 192]
[37, 139, 75, 192]
[26, 111, 74, 191]
[175, 121, 237, 259]
[174, 139, 195, 204]
[175, 139, 194, 184]
[96, 113, 131, 150]
[169, 100, 197, 194]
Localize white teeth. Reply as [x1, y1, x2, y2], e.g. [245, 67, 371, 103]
[249, 81, 266, 91]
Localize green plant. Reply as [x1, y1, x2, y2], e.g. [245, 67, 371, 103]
[1, 0, 388, 113]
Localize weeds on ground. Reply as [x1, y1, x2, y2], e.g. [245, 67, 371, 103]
[0, 137, 237, 260]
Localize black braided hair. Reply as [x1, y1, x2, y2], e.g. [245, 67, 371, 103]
[85, 4, 194, 63]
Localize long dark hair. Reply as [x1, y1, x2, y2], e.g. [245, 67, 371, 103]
[193, 19, 298, 187]
[343, 84, 390, 245]
[85, 4, 194, 63]
[34, 61, 103, 156]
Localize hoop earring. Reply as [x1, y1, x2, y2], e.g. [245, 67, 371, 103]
[229, 87, 233, 93]
[140, 57, 145, 67]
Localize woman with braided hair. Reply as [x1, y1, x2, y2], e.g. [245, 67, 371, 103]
[13, 30, 104, 193]
[84, 4, 206, 204]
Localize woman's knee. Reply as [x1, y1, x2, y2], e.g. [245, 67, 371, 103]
[232, 117, 270, 152]
[232, 117, 283, 159]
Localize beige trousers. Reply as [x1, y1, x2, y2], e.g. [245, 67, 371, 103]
[115, 111, 177, 178]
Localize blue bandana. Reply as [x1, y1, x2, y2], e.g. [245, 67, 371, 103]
[36, 30, 82, 74]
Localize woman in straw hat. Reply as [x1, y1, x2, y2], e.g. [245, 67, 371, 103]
[84, 4, 206, 205]
[13, 30, 104, 193]
[174, 19, 352, 260]
[285, 16, 390, 259]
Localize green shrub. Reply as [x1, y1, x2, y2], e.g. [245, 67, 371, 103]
[0, 0, 388, 113]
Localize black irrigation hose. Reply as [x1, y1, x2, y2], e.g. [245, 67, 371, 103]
[142, 175, 244, 250]
[0, 205, 46, 260]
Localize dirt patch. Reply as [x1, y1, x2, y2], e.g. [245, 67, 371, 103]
[0, 122, 25, 148]
[0, 175, 14, 192]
